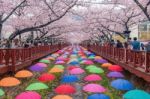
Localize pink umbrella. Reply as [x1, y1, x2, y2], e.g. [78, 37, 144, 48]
[84, 74, 102, 82]
[84, 61, 94, 65]
[36, 63, 47, 67]
[69, 68, 85, 75]
[83, 84, 106, 93]
[15, 91, 41, 99]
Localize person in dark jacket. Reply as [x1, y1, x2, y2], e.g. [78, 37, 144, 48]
[116, 40, 123, 48]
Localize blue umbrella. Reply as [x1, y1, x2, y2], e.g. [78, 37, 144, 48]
[123, 89, 150, 99]
[111, 79, 134, 91]
[69, 61, 79, 65]
[87, 94, 110, 99]
[61, 75, 79, 83]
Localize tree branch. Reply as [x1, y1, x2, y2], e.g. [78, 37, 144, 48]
[2, 0, 27, 23]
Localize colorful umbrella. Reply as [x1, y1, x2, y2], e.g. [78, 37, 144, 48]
[49, 67, 64, 73]
[54, 65, 64, 70]
[69, 61, 79, 65]
[87, 94, 110, 99]
[84, 61, 94, 65]
[26, 82, 48, 91]
[36, 63, 47, 67]
[107, 72, 124, 78]
[55, 61, 65, 64]
[95, 59, 108, 64]
[0, 77, 21, 87]
[88, 68, 104, 74]
[61, 75, 79, 83]
[0, 89, 4, 96]
[84, 74, 102, 82]
[123, 89, 150, 99]
[39, 59, 50, 64]
[55, 84, 76, 94]
[108, 65, 123, 72]
[15, 91, 41, 99]
[111, 79, 134, 91]
[15, 70, 33, 78]
[85, 65, 97, 70]
[95, 56, 102, 59]
[52, 95, 72, 99]
[101, 63, 112, 68]
[67, 66, 79, 71]
[29, 65, 45, 72]
[38, 73, 55, 82]
[88, 56, 95, 59]
[83, 84, 106, 93]
[69, 68, 85, 75]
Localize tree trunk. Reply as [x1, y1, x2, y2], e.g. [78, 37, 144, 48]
[0, 23, 2, 41]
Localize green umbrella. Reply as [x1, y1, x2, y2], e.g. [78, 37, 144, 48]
[123, 89, 150, 99]
[0, 89, 4, 96]
[85, 65, 97, 70]
[39, 59, 50, 64]
[26, 82, 48, 91]
[88, 56, 95, 59]
[54, 65, 64, 70]
[88, 68, 104, 74]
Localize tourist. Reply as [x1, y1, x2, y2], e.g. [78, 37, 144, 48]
[110, 39, 115, 47]
[116, 40, 123, 48]
[141, 43, 145, 50]
[131, 37, 140, 51]
[145, 42, 150, 52]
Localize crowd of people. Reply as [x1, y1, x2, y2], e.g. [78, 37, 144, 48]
[104, 37, 150, 52]
[0, 38, 51, 49]
[1, 37, 150, 52]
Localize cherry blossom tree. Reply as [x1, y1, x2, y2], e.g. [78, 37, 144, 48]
[0, 0, 27, 40]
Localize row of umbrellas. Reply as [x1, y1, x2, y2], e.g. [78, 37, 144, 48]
[0, 46, 149, 99]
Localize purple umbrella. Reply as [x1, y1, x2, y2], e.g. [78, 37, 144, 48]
[95, 59, 108, 64]
[107, 72, 124, 78]
[29, 65, 45, 72]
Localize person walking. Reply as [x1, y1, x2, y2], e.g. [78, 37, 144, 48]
[131, 37, 140, 51]
[145, 42, 150, 52]
[116, 40, 123, 48]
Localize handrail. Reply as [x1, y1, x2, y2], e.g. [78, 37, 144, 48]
[82, 44, 150, 73]
[0, 44, 68, 74]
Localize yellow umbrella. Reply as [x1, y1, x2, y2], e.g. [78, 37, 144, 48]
[52, 95, 72, 99]
[15, 70, 33, 78]
[0, 77, 21, 87]
[49, 67, 64, 73]
[101, 63, 112, 68]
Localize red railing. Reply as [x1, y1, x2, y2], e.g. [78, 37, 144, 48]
[82, 44, 150, 73]
[0, 44, 67, 74]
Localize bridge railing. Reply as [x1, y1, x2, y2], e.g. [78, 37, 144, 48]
[0, 44, 67, 74]
[82, 44, 150, 73]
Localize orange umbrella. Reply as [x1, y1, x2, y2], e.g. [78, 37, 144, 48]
[49, 67, 64, 73]
[95, 56, 102, 59]
[101, 63, 112, 68]
[52, 95, 72, 99]
[0, 77, 21, 87]
[15, 70, 33, 78]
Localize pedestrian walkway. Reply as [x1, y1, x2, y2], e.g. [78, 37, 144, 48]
[0, 46, 150, 99]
